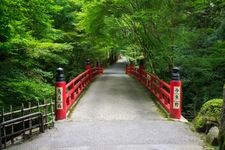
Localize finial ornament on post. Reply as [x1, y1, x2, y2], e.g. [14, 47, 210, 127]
[171, 67, 180, 81]
[55, 68, 67, 120]
[170, 67, 182, 119]
[56, 68, 65, 82]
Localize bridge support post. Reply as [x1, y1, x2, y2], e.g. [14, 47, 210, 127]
[86, 59, 92, 82]
[55, 68, 67, 120]
[170, 67, 182, 119]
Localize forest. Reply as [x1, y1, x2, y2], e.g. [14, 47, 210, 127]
[0, 0, 225, 120]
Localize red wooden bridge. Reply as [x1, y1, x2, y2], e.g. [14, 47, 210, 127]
[1, 58, 203, 150]
[55, 59, 181, 121]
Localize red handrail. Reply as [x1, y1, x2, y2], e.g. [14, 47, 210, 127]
[65, 67, 103, 112]
[126, 64, 182, 119]
[55, 66, 103, 120]
[65, 70, 89, 112]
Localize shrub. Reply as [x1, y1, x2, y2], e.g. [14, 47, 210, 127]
[193, 99, 223, 132]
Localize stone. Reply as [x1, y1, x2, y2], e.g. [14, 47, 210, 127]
[207, 126, 219, 146]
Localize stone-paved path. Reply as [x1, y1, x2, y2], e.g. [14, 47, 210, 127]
[8, 59, 203, 150]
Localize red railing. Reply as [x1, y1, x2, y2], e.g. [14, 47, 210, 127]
[55, 65, 103, 120]
[126, 64, 182, 119]
[65, 67, 103, 112]
[65, 70, 89, 112]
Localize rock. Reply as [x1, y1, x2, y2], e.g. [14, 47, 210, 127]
[207, 126, 219, 146]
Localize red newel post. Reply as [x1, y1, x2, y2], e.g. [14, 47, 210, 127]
[55, 68, 67, 120]
[96, 61, 103, 74]
[130, 63, 134, 74]
[170, 67, 182, 119]
[138, 60, 144, 81]
[100, 63, 103, 74]
[96, 61, 100, 74]
[86, 59, 92, 82]
[125, 64, 128, 74]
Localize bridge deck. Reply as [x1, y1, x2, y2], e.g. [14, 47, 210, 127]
[8, 61, 203, 150]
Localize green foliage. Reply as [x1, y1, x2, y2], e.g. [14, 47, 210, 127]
[0, 0, 111, 107]
[0, 67, 53, 106]
[176, 1, 225, 117]
[3, 79, 53, 105]
[219, 131, 225, 150]
[76, 1, 224, 120]
[0, 0, 225, 128]
[193, 99, 223, 132]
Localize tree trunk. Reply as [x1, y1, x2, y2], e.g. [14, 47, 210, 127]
[219, 84, 225, 150]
